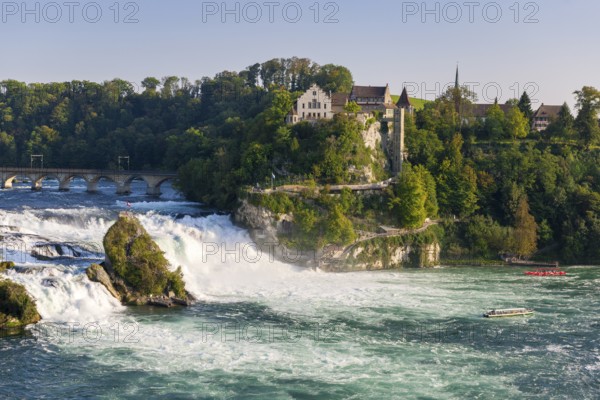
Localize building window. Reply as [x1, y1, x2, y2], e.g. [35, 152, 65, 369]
[313, 91, 317, 96]
[324, 104, 327, 109]
[324, 112, 327, 118]
[303, 103, 305, 109]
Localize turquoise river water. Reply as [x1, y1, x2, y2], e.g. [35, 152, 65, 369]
[0, 180, 598, 399]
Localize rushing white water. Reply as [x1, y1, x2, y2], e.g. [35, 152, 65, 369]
[4, 265, 124, 323]
[0, 204, 534, 322]
[1, 203, 326, 322]
[1, 199, 599, 399]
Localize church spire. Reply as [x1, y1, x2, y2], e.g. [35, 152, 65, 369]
[455, 64, 459, 89]
[454, 64, 461, 115]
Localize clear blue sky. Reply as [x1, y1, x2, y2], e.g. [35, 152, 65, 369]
[1, 0, 598, 108]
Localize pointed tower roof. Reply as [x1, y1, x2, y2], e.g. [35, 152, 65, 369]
[396, 87, 413, 108]
[455, 65, 459, 89]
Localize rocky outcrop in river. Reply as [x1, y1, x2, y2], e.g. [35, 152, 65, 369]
[0, 279, 41, 330]
[87, 212, 195, 307]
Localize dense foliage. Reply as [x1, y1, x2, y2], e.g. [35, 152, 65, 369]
[408, 85, 600, 263]
[0, 57, 352, 184]
[2, 57, 600, 263]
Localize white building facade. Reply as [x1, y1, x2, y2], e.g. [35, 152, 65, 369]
[287, 84, 333, 124]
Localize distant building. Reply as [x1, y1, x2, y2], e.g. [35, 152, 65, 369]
[286, 84, 333, 124]
[532, 104, 562, 132]
[470, 103, 514, 121]
[349, 84, 396, 114]
[331, 92, 349, 114]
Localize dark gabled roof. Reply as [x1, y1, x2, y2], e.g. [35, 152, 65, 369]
[533, 104, 562, 119]
[396, 87, 413, 108]
[351, 85, 388, 98]
[331, 93, 349, 107]
[470, 103, 513, 118]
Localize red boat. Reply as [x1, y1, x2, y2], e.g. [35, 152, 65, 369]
[525, 268, 566, 277]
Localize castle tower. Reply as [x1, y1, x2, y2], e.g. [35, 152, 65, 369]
[396, 87, 414, 115]
[392, 107, 405, 175]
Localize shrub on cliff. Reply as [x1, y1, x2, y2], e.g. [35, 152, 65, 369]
[0, 262, 16, 272]
[103, 214, 186, 298]
[0, 280, 41, 328]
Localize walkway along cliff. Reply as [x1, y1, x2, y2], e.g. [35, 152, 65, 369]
[235, 199, 441, 272]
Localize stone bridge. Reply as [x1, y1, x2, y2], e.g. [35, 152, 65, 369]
[0, 168, 177, 196]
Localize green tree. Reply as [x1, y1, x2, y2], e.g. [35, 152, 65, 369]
[315, 64, 354, 94]
[0, 131, 16, 166]
[517, 91, 534, 125]
[415, 165, 438, 218]
[505, 107, 529, 139]
[324, 204, 356, 245]
[546, 102, 575, 140]
[263, 86, 293, 128]
[464, 215, 511, 257]
[244, 63, 261, 87]
[389, 164, 427, 228]
[574, 86, 600, 147]
[484, 102, 505, 139]
[435, 135, 479, 218]
[344, 101, 361, 114]
[511, 197, 538, 258]
[141, 77, 161, 94]
[161, 76, 180, 98]
[241, 142, 271, 184]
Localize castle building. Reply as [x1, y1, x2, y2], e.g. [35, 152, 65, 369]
[285, 84, 333, 124]
[285, 82, 409, 175]
[349, 84, 396, 114]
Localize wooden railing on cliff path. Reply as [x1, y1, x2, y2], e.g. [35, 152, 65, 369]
[259, 180, 394, 195]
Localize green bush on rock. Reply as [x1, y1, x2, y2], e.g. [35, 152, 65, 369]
[0, 280, 41, 329]
[0, 261, 16, 273]
[102, 213, 187, 300]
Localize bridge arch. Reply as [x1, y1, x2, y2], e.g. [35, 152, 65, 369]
[32, 174, 62, 191]
[140, 175, 174, 196]
[56, 175, 92, 191]
[1, 168, 177, 196]
[86, 175, 120, 194]
[1, 174, 20, 190]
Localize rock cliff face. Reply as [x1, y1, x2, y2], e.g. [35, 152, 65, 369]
[0, 279, 41, 330]
[321, 240, 441, 272]
[235, 201, 441, 272]
[357, 121, 389, 183]
[362, 121, 386, 152]
[234, 200, 320, 268]
[87, 212, 195, 307]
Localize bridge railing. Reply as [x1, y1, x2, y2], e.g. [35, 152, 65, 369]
[0, 167, 177, 176]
